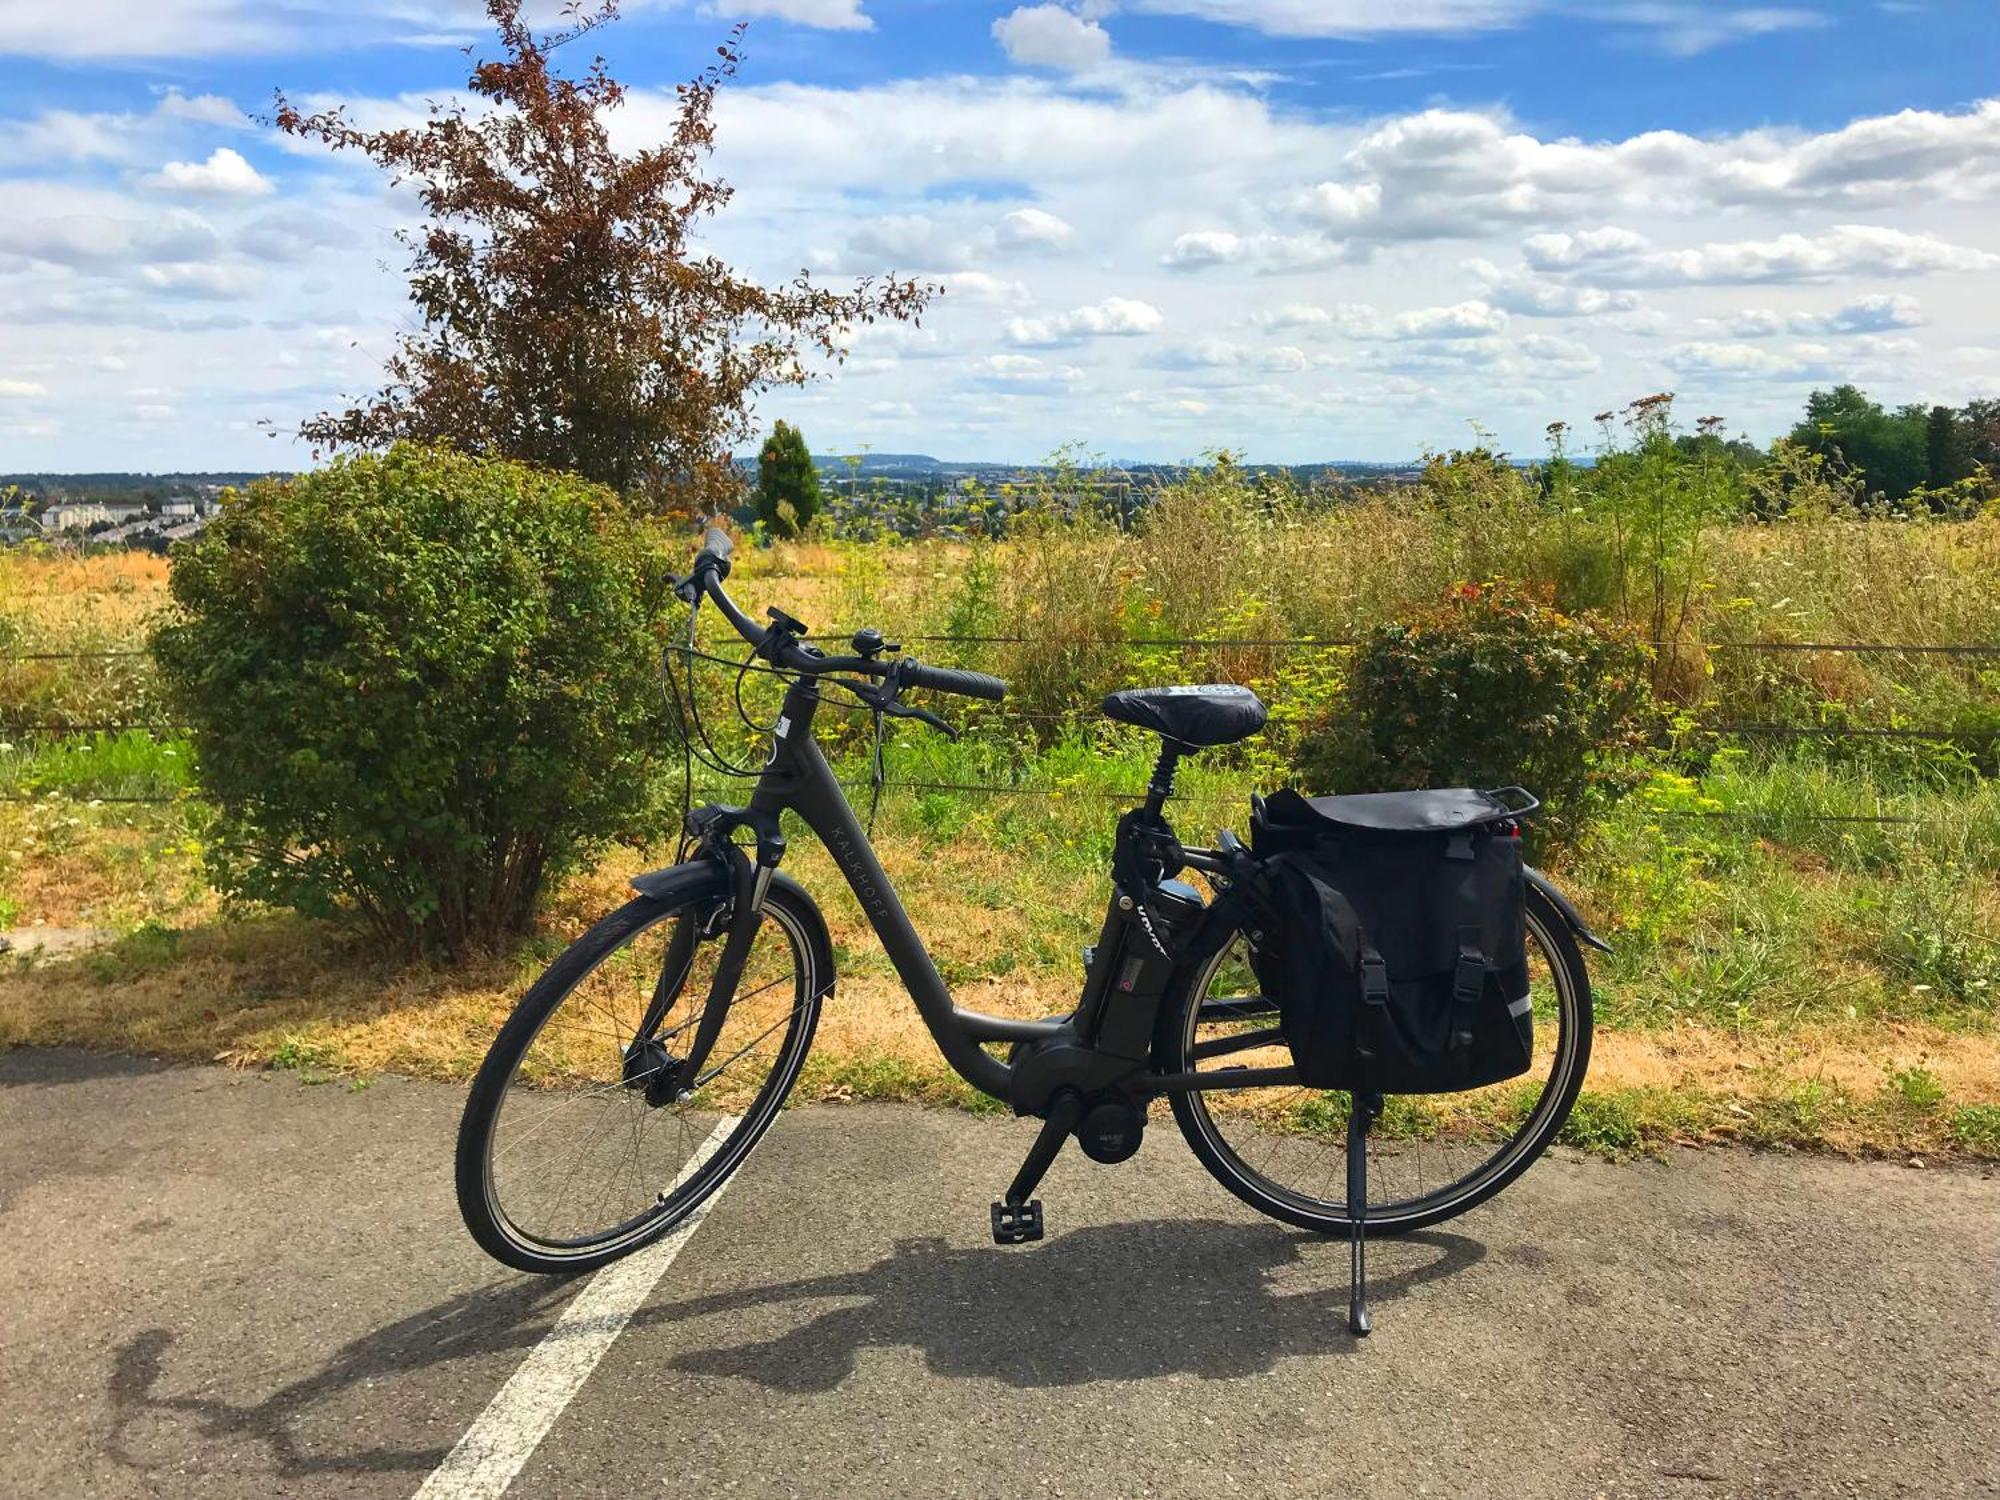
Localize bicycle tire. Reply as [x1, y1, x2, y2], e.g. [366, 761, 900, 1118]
[1158, 883, 1593, 1236]
[455, 866, 830, 1274]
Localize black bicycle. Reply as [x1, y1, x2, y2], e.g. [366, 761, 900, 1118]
[456, 529, 1602, 1279]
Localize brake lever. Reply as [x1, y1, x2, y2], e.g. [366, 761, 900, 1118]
[849, 661, 958, 740]
[883, 699, 958, 740]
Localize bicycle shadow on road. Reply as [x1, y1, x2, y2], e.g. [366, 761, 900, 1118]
[105, 1274, 578, 1483]
[101, 1221, 1482, 1479]
[650, 1218, 1484, 1391]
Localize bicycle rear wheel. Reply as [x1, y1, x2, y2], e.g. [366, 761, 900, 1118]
[455, 866, 830, 1274]
[1158, 883, 1592, 1235]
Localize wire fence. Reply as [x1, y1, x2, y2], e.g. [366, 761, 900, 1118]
[7, 638, 2000, 660]
[2, 634, 1992, 825]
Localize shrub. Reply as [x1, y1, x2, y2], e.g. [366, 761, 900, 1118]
[153, 445, 674, 958]
[753, 420, 823, 539]
[1295, 582, 1652, 854]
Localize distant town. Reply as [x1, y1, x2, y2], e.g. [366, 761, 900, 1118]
[0, 454, 1429, 548]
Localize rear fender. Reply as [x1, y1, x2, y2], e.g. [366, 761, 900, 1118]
[1525, 867, 1612, 953]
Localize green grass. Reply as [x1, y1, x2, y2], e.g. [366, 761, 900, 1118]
[0, 729, 193, 801]
[1947, 1104, 2000, 1158]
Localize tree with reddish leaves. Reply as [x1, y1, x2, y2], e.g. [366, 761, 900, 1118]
[273, 2, 932, 516]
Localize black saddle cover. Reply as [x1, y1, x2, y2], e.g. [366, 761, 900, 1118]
[1100, 684, 1267, 747]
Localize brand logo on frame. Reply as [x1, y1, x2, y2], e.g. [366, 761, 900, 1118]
[827, 824, 889, 921]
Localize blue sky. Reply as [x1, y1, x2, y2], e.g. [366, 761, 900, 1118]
[2, 0, 1997, 468]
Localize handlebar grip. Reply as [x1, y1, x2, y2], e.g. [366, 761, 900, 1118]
[695, 526, 734, 580]
[901, 660, 1008, 702]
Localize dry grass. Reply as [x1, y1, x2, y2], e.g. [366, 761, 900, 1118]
[0, 538, 1993, 1158]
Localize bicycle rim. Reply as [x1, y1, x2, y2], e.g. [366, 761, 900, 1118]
[473, 892, 823, 1265]
[1170, 897, 1591, 1231]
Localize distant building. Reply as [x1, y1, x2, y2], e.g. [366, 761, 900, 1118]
[39, 498, 180, 535]
[41, 501, 118, 531]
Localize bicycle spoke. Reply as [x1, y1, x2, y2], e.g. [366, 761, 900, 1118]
[1180, 904, 1584, 1224]
[477, 894, 822, 1256]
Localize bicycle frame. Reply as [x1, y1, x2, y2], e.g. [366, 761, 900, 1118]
[660, 671, 1283, 1113]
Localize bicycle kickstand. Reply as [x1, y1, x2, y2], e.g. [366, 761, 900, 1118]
[991, 1088, 1085, 1245]
[1347, 1091, 1382, 1337]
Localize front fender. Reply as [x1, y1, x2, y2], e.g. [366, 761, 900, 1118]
[630, 849, 736, 905]
[1525, 867, 1612, 953]
[629, 855, 830, 954]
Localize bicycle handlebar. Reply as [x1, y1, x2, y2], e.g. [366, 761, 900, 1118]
[898, 660, 1009, 702]
[686, 535, 1008, 703]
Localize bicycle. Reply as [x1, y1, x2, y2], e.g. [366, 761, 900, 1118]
[456, 528, 1605, 1307]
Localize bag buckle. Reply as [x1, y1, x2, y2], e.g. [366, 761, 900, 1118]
[1359, 950, 1390, 1004]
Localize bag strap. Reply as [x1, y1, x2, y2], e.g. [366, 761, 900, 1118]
[1450, 926, 1486, 1057]
[1356, 947, 1390, 1070]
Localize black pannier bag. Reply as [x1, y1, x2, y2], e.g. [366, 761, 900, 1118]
[1248, 786, 1536, 1094]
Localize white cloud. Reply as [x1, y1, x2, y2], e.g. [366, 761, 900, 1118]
[1707, 294, 1926, 338]
[1465, 258, 1642, 316]
[1125, 0, 1537, 38]
[139, 261, 266, 299]
[709, 0, 873, 30]
[1803, 292, 1925, 334]
[975, 353, 1085, 383]
[0, 379, 49, 399]
[1387, 299, 1508, 339]
[1161, 230, 1244, 269]
[825, 204, 1075, 273]
[1511, 332, 1600, 378]
[1572, 225, 1998, 286]
[1161, 229, 1350, 273]
[0, 0, 289, 60]
[1661, 341, 1836, 379]
[934, 271, 1033, 304]
[1127, 0, 1821, 53]
[0, 90, 246, 164]
[155, 89, 246, 128]
[1522, 226, 1650, 270]
[0, 194, 221, 268]
[996, 206, 1076, 250]
[1288, 180, 1383, 229]
[1151, 339, 1324, 372]
[1252, 301, 1379, 332]
[144, 147, 273, 197]
[1236, 99, 2000, 254]
[1242, 298, 1506, 340]
[237, 212, 355, 262]
[993, 4, 1113, 70]
[1632, 5, 1826, 57]
[1005, 296, 1166, 345]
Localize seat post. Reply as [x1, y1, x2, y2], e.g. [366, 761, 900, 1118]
[1144, 740, 1184, 817]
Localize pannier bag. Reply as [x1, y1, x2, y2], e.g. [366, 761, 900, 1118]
[1248, 787, 1536, 1094]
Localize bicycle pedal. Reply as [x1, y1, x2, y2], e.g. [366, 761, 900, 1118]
[990, 1199, 1044, 1245]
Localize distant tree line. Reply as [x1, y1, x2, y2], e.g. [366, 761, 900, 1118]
[1786, 385, 1999, 508]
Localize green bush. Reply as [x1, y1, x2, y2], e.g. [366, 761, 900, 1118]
[1295, 582, 1652, 854]
[153, 445, 674, 958]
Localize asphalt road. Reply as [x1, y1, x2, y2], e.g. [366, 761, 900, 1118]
[2, 1047, 1995, 1499]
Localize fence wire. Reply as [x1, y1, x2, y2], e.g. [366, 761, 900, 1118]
[3, 633, 1992, 827]
[7, 637, 2000, 661]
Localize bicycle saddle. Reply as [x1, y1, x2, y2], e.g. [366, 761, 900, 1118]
[1100, 683, 1268, 747]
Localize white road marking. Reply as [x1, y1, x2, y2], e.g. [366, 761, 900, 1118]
[415, 1116, 743, 1500]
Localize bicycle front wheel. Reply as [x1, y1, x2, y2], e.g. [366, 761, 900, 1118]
[1159, 883, 1593, 1236]
[455, 867, 830, 1274]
